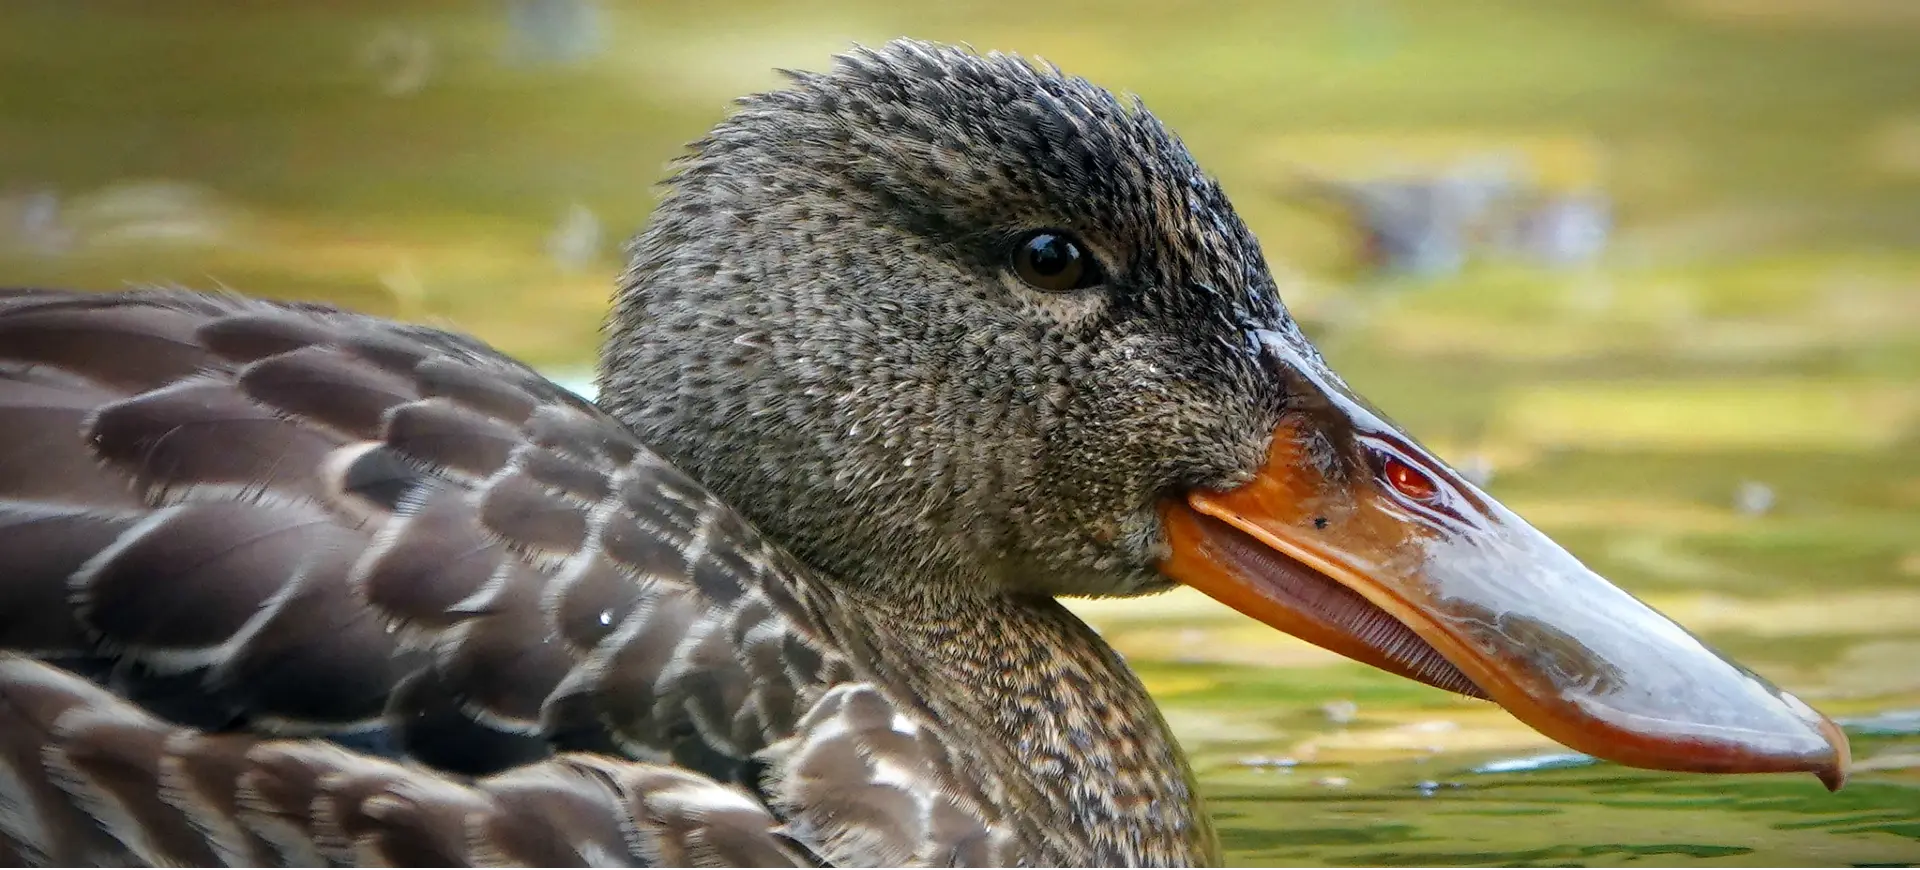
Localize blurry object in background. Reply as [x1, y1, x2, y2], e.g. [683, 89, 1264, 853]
[1273, 133, 1612, 279]
[0, 187, 70, 256]
[1174, 627, 1210, 663]
[1289, 163, 1613, 278]
[360, 26, 434, 96]
[380, 257, 429, 322]
[71, 181, 236, 251]
[1456, 451, 1497, 488]
[1853, 750, 1920, 774]
[547, 201, 604, 273]
[1290, 163, 1512, 278]
[1734, 480, 1777, 517]
[0, 181, 238, 257]
[1839, 709, 1920, 736]
[503, 0, 606, 67]
[1321, 699, 1360, 724]
[1412, 779, 1465, 797]
[1238, 754, 1301, 770]
[1491, 191, 1612, 268]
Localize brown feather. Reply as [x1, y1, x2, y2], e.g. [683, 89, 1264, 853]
[0, 284, 985, 867]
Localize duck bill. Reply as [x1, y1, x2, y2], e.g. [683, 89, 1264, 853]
[1158, 337, 1849, 789]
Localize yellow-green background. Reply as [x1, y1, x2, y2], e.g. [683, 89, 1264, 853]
[3, 1, 1916, 864]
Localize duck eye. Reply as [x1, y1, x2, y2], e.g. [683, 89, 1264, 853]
[1010, 231, 1099, 292]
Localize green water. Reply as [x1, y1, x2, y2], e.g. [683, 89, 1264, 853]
[3, 1, 1916, 865]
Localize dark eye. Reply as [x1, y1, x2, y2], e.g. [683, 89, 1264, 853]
[1009, 230, 1100, 292]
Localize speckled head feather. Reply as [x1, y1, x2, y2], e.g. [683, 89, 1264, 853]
[0, 39, 1317, 869]
[603, 39, 1293, 603]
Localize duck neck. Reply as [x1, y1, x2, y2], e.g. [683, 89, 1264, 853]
[841, 586, 1220, 866]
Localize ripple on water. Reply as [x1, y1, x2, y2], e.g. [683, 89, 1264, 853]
[1470, 751, 1599, 775]
[1842, 708, 1920, 736]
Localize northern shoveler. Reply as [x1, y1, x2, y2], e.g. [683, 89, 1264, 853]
[0, 39, 1846, 867]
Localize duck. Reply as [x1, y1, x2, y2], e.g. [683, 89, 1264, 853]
[0, 39, 1848, 868]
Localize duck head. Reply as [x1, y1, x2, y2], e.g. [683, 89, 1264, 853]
[601, 39, 1847, 789]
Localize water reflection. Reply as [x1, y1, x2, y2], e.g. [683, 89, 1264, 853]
[1472, 751, 1597, 775]
[1843, 710, 1920, 737]
[1093, 593, 1918, 864]
[1206, 727, 1920, 866]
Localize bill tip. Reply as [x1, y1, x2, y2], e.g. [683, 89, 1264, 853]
[1815, 714, 1851, 792]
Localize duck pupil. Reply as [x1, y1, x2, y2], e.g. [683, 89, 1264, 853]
[1026, 235, 1075, 275]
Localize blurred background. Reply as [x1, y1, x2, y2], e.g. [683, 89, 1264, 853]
[3, 1, 1917, 864]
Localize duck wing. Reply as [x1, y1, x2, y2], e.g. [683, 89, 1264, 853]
[0, 288, 1005, 867]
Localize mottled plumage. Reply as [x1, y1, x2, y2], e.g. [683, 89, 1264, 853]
[0, 40, 1256, 866]
[0, 36, 1850, 870]
[0, 290, 788, 859]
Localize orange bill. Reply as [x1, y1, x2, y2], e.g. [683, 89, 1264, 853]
[1159, 334, 1850, 790]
